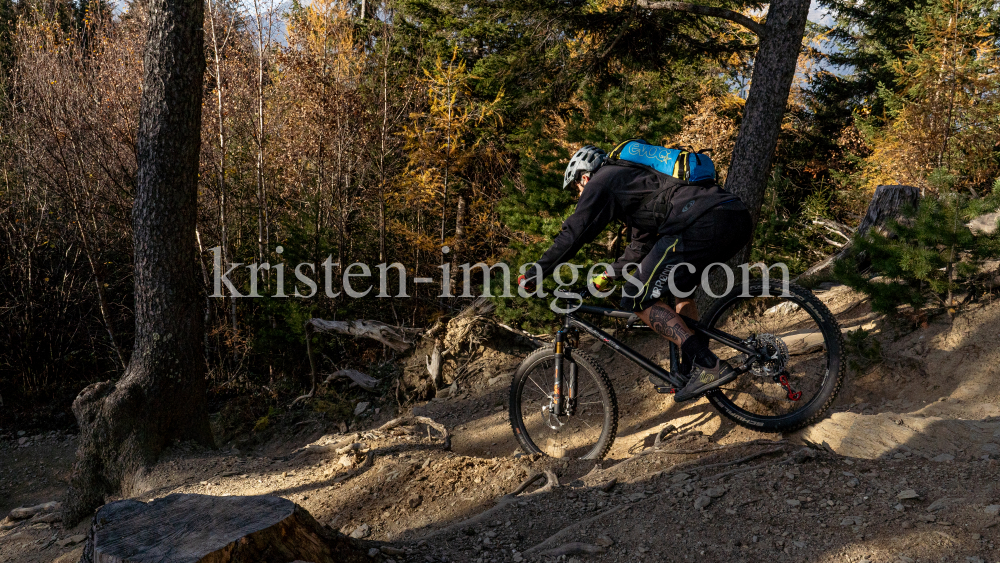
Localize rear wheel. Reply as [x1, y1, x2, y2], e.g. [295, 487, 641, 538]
[704, 280, 844, 432]
[509, 346, 618, 460]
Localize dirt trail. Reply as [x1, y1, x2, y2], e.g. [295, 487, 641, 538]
[5, 285, 1000, 563]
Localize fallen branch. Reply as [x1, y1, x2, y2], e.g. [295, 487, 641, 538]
[415, 470, 559, 542]
[293, 319, 421, 406]
[308, 319, 422, 352]
[495, 322, 546, 348]
[323, 369, 380, 391]
[9, 502, 60, 520]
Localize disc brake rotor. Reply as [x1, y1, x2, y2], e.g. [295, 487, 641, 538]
[541, 404, 565, 431]
[748, 333, 790, 377]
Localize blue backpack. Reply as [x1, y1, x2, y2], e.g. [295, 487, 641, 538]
[609, 139, 717, 184]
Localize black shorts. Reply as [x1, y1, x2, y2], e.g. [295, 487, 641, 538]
[620, 200, 752, 312]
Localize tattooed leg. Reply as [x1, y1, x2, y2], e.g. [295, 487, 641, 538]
[636, 302, 694, 346]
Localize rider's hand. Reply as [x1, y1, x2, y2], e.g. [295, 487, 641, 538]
[589, 271, 613, 292]
[517, 274, 537, 292]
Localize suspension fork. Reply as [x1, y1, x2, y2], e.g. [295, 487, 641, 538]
[552, 330, 565, 416]
[551, 324, 579, 417]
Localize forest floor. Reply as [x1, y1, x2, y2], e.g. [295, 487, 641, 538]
[5, 286, 1000, 563]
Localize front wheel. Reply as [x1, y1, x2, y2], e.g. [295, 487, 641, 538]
[509, 346, 618, 460]
[704, 279, 844, 433]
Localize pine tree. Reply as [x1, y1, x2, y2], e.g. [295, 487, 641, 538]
[856, 0, 1000, 193]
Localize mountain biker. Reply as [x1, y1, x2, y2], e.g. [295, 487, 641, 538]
[517, 144, 753, 401]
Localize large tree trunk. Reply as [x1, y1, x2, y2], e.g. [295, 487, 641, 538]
[63, 0, 211, 526]
[81, 494, 368, 563]
[724, 0, 810, 227]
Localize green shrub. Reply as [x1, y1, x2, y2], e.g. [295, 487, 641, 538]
[835, 176, 1000, 314]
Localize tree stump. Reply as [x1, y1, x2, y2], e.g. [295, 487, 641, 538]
[80, 494, 368, 563]
[854, 184, 922, 237]
[799, 185, 921, 280]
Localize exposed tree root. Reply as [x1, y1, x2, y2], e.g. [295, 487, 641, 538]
[528, 444, 792, 555]
[415, 470, 558, 542]
[539, 542, 607, 557]
[376, 416, 450, 450]
[282, 435, 360, 462]
[604, 438, 789, 475]
[331, 449, 376, 484]
[652, 424, 677, 447]
[699, 446, 794, 481]
[524, 504, 629, 555]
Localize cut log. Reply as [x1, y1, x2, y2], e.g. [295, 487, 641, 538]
[80, 494, 367, 563]
[799, 185, 921, 281]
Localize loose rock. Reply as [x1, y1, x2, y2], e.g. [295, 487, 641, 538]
[350, 523, 370, 538]
[705, 487, 726, 498]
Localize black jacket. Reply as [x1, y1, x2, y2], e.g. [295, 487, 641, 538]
[534, 163, 737, 278]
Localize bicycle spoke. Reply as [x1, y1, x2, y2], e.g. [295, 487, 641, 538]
[529, 376, 549, 398]
[706, 283, 840, 425]
[513, 349, 615, 460]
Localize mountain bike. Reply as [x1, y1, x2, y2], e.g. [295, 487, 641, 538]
[508, 279, 844, 460]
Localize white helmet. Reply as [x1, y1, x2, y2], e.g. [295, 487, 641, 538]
[563, 145, 607, 189]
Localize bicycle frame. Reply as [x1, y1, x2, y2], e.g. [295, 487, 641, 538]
[547, 302, 761, 415]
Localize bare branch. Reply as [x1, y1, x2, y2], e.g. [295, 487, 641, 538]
[636, 0, 765, 37]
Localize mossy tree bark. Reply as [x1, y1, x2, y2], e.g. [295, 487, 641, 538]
[63, 0, 212, 526]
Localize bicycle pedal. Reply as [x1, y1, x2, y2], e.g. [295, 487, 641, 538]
[654, 385, 677, 394]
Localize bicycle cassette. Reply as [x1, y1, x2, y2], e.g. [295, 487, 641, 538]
[748, 334, 789, 377]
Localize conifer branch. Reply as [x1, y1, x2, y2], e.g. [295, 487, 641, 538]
[635, 1, 765, 37]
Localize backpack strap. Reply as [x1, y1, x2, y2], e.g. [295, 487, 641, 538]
[609, 138, 640, 160]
